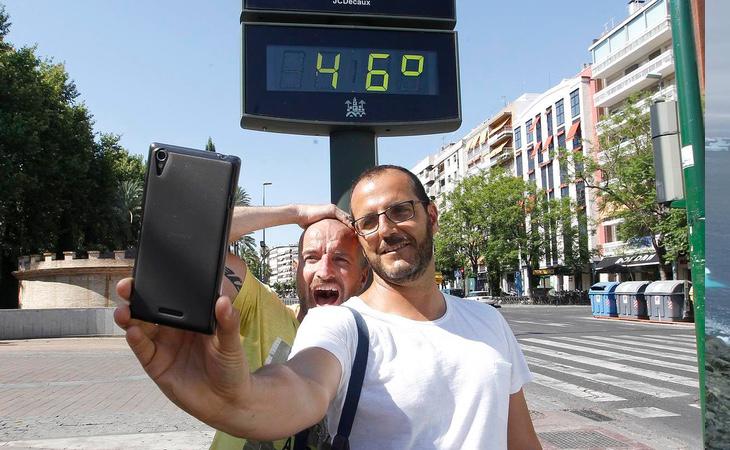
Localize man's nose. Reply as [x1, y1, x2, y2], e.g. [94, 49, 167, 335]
[315, 254, 337, 280]
[377, 212, 399, 236]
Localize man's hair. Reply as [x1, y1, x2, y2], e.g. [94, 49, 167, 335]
[349, 165, 430, 206]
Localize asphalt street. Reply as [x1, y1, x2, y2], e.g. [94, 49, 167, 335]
[0, 305, 702, 449]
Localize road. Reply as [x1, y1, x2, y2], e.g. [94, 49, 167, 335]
[0, 305, 701, 449]
[502, 305, 701, 450]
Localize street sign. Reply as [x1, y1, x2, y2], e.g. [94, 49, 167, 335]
[242, 0, 456, 29]
[241, 23, 460, 136]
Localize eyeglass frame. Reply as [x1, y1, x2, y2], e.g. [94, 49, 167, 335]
[350, 199, 430, 236]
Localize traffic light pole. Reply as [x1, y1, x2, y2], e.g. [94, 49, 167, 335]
[330, 130, 378, 211]
[669, 0, 705, 437]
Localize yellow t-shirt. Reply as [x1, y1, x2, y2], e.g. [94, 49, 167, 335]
[209, 272, 299, 450]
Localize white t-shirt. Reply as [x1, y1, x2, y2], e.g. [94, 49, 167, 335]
[289, 294, 533, 449]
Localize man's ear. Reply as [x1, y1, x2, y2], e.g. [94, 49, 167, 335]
[427, 202, 439, 234]
[292, 259, 299, 272]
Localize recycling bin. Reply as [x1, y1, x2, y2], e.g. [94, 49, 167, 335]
[645, 280, 692, 322]
[589, 282, 620, 317]
[615, 281, 651, 319]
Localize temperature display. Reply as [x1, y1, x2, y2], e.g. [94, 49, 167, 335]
[266, 46, 438, 95]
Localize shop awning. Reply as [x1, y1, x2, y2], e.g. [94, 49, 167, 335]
[490, 117, 510, 134]
[595, 253, 660, 272]
[567, 121, 582, 140]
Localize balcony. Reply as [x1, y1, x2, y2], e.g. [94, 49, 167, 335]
[594, 49, 674, 108]
[487, 126, 513, 146]
[424, 171, 436, 186]
[490, 150, 513, 166]
[592, 18, 672, 79]
[597, 84, 676, 133]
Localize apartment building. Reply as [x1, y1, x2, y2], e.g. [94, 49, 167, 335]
[268, 244, 298, 287]
[513, 68, 596, 293]
[588, 0, 682, 281]
[411, 140, 465, 206]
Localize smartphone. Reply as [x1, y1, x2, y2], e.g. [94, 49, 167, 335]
[130, 143, 241, 334]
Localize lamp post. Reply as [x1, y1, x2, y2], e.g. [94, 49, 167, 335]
[261, 182, 272, 281]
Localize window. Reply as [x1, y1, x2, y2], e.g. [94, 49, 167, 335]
[547, 162, 554, 190]
[645, 0, 666, 28]
[557, 132, 566, 150]
[559, 157, 568, 185]
[528, 152, 535, 172]
[526, 120, 533, 144]
[516, 154, 523, 177]
[529, 172, 536, 185]
[570, 89, 580, 118]
[561, 186, 569, 198]
[593, 40, 609, 64]
[546, 110, 553, 136]
[514, 127, 522, 149]
[535, 116, 542, 143]
[572, 125, 583, 149]
[538, 149, 544, 164]
[604, 224, 616, 243]
[609, 27, 627, 53]
[556, 99, 565, 126]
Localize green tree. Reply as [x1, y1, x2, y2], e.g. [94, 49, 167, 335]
[0, 10, 145, 306]
[205, 136, 216, 152]
[570, 94, 688, 279]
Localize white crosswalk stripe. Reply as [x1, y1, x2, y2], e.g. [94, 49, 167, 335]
[530, 372, 625, 402]
[551, 336, 697, 363]
[525, 356, 688, 398]
[521, 338, 698, 373]
[576, 335, 697, 359]
[636, 335, 696, 348]
[650, 334, 695, 342]
[519, 343, 699, 388]
[512, 320, 569, 327]
[619, 407, 680, 418]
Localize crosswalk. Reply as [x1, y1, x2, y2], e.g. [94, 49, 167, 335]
[518, 333, 699, 419]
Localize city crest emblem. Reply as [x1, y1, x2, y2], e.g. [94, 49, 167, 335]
[345, 97, 366, 118]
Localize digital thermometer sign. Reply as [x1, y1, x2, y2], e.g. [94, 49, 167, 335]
[242, 24, 460, 136]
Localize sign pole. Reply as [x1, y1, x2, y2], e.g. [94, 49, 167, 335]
[330, 130, 378, 211]
[669, 0, 705, 439]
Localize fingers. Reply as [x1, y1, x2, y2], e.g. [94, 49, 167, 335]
[116, 278, 133, 303]
[126, 323, 158, 369]
[214, 296, 242, 355]
[334, 206, 353, 227]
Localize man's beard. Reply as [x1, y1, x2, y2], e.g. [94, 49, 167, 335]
[368, 224, 434, 284]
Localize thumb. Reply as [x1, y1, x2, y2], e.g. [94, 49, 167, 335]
[215, 296, 242, 354]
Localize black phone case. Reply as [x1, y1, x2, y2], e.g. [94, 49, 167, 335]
[130, 143, 241, 334]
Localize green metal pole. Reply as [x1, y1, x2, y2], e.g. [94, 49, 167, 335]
[669, 0, 705, 438]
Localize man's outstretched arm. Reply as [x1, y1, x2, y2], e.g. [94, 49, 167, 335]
[114, 278, 341, 440]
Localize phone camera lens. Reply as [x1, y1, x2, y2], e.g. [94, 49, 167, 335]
[156, 150, 168, 162]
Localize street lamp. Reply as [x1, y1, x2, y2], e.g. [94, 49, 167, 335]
[261, 182, 272, 281]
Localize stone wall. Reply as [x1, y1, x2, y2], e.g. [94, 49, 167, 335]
[13, 251, 133, 309]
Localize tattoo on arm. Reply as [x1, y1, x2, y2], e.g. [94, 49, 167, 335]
[224, 266, 243, 292]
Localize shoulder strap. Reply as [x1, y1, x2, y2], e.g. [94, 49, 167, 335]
[331, 306, 370, 450]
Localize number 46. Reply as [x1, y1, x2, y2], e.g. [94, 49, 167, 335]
[317, 53, 424, 91]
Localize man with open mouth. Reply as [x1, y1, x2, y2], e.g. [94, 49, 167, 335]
[209, 203, 369, 450]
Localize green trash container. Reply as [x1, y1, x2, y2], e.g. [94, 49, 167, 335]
[645, 280, 692, 322]
[616, 281, 651, 319]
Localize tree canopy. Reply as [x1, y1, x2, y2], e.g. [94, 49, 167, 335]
[0, 9, 145, 307]
[570, 94, 688, 279]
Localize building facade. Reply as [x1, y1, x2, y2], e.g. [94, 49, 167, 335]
[268, 244, 298, 287]
[411, 140, 465, 207]
[588, 0, 684, 281]
[513, 69, 596, 294]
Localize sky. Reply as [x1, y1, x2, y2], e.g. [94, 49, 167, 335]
[706, 0, 729, 140]
[2, 0, 630, 248]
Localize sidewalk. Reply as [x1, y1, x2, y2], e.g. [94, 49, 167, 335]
[0, 337, 692, 449]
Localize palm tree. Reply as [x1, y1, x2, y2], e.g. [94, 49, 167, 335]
[231, 186, 256, 255]
[119, 179, 143, 224]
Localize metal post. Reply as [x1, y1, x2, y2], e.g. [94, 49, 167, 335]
[329, 130, 378, 211]
[669, 0, 705, 436]
[261, 182, 272, 281]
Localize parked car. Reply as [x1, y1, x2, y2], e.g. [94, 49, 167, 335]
[464, 290, 500, 307]
[440, 288, 465, 298]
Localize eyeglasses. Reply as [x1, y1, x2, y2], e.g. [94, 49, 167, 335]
[351, 200, 428, 236]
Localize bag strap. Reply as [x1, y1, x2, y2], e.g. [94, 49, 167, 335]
[331, 306, 370, 450]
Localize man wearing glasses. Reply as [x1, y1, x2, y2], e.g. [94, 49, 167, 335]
[114, 165, 540, 449]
